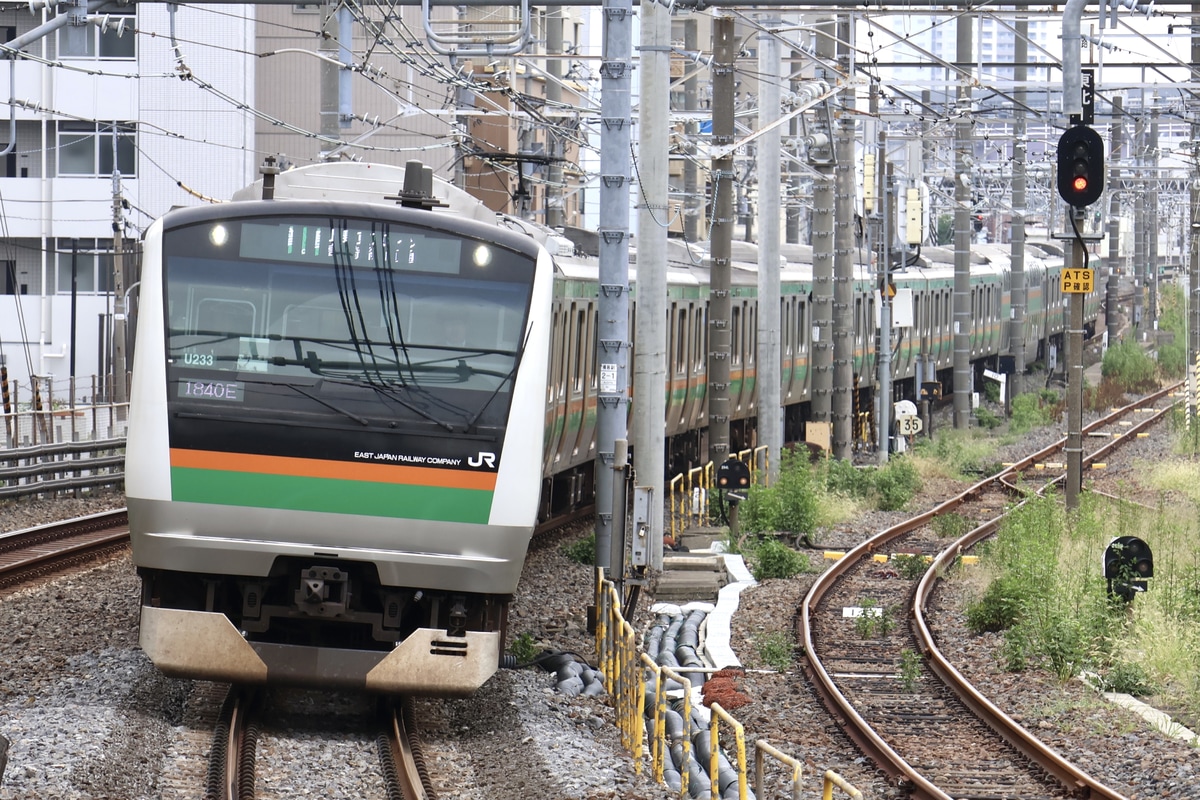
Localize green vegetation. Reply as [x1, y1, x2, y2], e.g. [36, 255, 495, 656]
[931, 512, 972, 540]
[740, 450, 922, 544]
[756, 631, 795, 671]
[963, 489, 1200, 721]
[853, 598, 897, 638]
[562, 533, 596, 565]
[749, 537, 808, 580]
[892, 553, 930, 581]
[910, 428, 1004, 479]
[508, 632, 539, 664]
[1101, 340, 1159, 393]
[1009, 390, 1061, 435]
[898, 648, 923, 693]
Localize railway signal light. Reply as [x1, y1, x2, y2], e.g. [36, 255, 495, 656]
[1057, 125, 1105, 208]
[716, 458, 751, 504]
[1103, 536, 1153, 602]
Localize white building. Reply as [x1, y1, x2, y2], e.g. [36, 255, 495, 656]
[0, 4, 255, 402]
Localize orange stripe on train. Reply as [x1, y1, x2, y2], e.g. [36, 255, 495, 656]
[169, 448, 497, 491]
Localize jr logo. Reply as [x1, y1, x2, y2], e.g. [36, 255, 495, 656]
[468, 451, 497, 469]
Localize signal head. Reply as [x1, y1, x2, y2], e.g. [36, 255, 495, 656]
[1057, 125, 1104, 208]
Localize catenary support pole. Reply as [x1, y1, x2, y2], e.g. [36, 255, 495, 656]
[633, 0, 668, 570]
[757, 15, 782, 482]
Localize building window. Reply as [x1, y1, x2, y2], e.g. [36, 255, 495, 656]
[58, 11, 136, 59]
[56, 239, 114, 295]
[57, 122, 136, 177]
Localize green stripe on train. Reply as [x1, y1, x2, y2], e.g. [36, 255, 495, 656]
[170, 467, 494, 523]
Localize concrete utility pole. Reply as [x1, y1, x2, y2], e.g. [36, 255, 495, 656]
[786, 47, 803, 245]
[831, 15, 855, 460]
[1107, 95, 1124, 348]
[111, 146, 126, 411]
[808, 18, 836, 448]
[683, 20, 700, 243]
[1190, 9, 1200, 428]
[593, 0, 632, 577]
[1134, 115, 1146, 337]
[545, 8, 565, 230]
[952, 16, 973, 429]
[757, 16, 782, 482]
[633, 0, 668, 570]
[1009, 18, 1028, 397]
[1148, 104, 1160, 323]
[706, 13, 735, 464]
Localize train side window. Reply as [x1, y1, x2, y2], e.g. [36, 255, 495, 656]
[782, 299, 791, 356]
[589, 310, 599, 389]
[798, 301, 807, 352]
[731, 306, 741, 366]
[572, 305, 585, 393]
[748, 304, 756, 365]
[696, 306, 706, 371]
[857, 297, 865, 346]
[561, 309, 570, 398]
[677, 308, 687, 373]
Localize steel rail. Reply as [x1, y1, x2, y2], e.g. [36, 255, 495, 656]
[800, 384, 1181, 799]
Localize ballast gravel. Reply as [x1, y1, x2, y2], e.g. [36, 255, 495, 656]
[2, 400, 1200, 800]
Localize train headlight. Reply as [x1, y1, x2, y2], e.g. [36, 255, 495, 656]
[473, 244, 493, 268]
[209, 224, 229, 247]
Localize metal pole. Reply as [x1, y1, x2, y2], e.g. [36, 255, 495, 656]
[593, 0, 632, 576]
[633, 0, 668, 570]
[1108, 96, 1125, 347]
[1010, 17, 1028, 396]
[831, 14, 855, 460]
[545, 8, 565, 230]
[809, 18, 835, 447]
[1067, 213, 1085, 509]
[952, 16, 973, 429]
[707, 13, 735, 463]
[757, 14, 782, 482]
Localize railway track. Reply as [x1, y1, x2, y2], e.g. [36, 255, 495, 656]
[0, 508, 128, 590]
[203, 686, 437, 800]
[801, 385, 1182, 800]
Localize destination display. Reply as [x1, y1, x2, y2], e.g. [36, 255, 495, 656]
[238, 221, 463, 275]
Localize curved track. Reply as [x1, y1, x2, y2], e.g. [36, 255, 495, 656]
[801, 385, 1181, 800]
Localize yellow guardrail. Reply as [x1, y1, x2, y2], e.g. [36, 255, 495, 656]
[754, 739, 802, 800]
[669, 447, 771, 537]
[594, 570, 861, 800]
[708, 702, 749, 800]
[822, 769, 864, 800]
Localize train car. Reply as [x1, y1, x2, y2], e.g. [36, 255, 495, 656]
[126, 164, 556, 694]
[127, 159, 1105, 692]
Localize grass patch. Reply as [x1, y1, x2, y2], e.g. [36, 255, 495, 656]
[962, 489, 1200, 721]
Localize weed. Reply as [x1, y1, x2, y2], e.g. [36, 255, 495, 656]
[874, 457, 921, 511]
[562, 533, 595, 565]
[853, 598, 896, 638]
[931, 513, 971, 540]
[508, 632, 539, 664]
[756, 631, 794, 671]
[751, 537, 806, 580]
[898, 648, 922, 692]
[893, 553, 929, 581]
[974, 405, 1002, 429]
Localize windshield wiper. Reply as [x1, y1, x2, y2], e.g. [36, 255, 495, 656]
[320, 375, 459, 432]
[286, 383, 370, 426]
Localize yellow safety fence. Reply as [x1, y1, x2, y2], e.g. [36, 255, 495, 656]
[668, 446, 771, 543]
[594, 569, 860, 800]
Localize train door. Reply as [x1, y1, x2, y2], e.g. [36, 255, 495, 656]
[543, 302, 569, 475]
[684, 300, 706, 431]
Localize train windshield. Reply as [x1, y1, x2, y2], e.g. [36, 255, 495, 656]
[162, 214, 536, 429]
